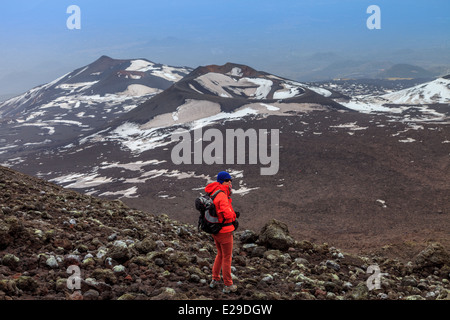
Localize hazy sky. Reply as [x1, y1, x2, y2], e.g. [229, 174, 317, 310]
[0, 0, 449, 96]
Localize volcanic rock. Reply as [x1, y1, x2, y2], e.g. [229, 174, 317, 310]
[258, 219, 295, 250]
[414, 243, 450, 269]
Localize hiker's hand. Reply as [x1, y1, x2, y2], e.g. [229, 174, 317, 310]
[235, 211, 240, 218]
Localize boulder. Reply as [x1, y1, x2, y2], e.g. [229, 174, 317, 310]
[239, 230, 259, 244]
[135, 238, 156, 254]
[350, 282, 369, 300]
[15, 276, 38, 293]
[108, 240, 130, 262]
[1, 254, 20, 270]
[0, 220, 12, 250]
[258, 219, 295, 251]
[414, 243, 450, 269]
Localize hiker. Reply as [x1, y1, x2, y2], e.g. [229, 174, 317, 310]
[205, 171, 239, 294]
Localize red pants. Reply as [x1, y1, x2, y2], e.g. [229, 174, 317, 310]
[212, 232, 233, 286]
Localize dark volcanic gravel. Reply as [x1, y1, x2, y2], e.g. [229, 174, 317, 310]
[1, 165, 449, 300]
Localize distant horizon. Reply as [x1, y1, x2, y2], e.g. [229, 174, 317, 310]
[1, 0, 449, 96]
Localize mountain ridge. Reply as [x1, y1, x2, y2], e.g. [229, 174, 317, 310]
[113, 62, 349, 127]
[376, 63, 437, 79]
[0, 56, 192, 162]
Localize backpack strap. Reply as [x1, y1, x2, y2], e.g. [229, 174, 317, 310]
[210, 189, 224, 200]
[208, 189, 233, 227]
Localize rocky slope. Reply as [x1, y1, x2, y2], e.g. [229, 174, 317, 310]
[0, 165, 449, 300]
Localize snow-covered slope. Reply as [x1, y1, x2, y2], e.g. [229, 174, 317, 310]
[0, 56, 192, 160]
[0, 56, 191, 119]
[341, 76, 450, 122]
[188, 63, 336, 100]
[115, 62, 346, 125]
[77, 62, 347, 155]
[381, 77, 450, 104]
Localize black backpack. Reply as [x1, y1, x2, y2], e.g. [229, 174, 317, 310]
[195, 190, 233, 234]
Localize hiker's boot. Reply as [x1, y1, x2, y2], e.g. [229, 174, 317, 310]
[209, 279, 220, 289]
[222, 284, 237, 293]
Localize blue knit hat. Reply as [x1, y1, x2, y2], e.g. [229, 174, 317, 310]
[217, 171, 232, 184]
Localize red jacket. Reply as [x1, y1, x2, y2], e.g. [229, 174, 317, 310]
[205, 182, 236, 233]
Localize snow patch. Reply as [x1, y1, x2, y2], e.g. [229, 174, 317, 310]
[120, 84, 160, 96]
[152, 66, 188, 82]
[99, 186, 138, 198]
[330, 122, 368, 131]
[50, 173, 113, 189]
[376, 199, 387, 208]
[233, 186, 260, 196]
[273, 82, 302, 99]
[194, 73, 273, 99]
[244, 78, 273, 100]
[307, 86, 332, 97]
[23, 139, 52, 147]
[260, 103, 280, 111]
[99, 159, 166, 171]
[142, 100, 222, 129]
[126, 60, 154, 72]
[228, 67, 243, 77]
[56, 81, 99, 93]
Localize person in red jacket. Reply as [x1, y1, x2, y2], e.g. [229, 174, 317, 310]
[205, 171, 238, 294]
